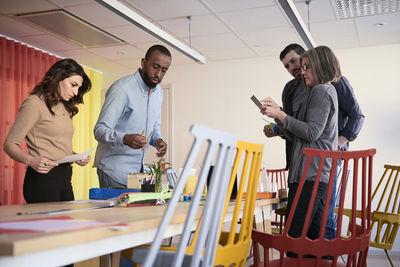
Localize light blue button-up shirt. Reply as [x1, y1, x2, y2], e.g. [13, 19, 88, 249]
[93, 68, 163, 185]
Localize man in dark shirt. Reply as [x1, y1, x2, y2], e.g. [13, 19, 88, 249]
[264, 43, 364, 238]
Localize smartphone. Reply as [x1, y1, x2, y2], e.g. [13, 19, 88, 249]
[251, 95, 263, 110]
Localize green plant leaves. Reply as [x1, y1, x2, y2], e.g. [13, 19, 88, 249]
[145, 157, 172, 177]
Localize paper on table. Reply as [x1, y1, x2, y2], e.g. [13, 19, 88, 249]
[57, 148, 94, 164]
[0, 216, 124, 233]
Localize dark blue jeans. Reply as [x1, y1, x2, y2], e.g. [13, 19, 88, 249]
[324, 162, 349, 239]
[324, 175, 338, 239]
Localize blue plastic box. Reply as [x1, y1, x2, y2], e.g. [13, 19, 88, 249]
[89, 188, 141, 199]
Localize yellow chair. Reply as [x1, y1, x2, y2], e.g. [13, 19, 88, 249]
[130, 140, 264, 266]
[213, 140, 264, 266]
[369, 164, 400, 267]
[341, 164, 400, 267]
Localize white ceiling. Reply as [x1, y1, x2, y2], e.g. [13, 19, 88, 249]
[1, 0, 399, 72]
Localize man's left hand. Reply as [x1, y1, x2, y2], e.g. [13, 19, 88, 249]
[338, 136, 349, 149]
[155, 139, 167, 157]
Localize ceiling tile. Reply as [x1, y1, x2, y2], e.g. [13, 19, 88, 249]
[191, 33, 245, 52]
[310, 19, 359, 48]
[56, 48, 108, 62]
[65, 3, 129, 28]
[159, 14, 230, 38]
[124, 0, 209, 20]
[206, 47, 257, 61]
[252, 44, 285, 57]
[105, 24, 160, 44]
[356, 12, 400, 46]
[204, 0, 275, 12]
[88, 44, 144, 60]
[238, 27, 300, 46]
[219, 6, 288, 32]
[295, 0, 338, 23]
[79, 59, 127, 72]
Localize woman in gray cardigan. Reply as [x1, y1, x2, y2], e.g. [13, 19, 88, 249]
[261, 46, 341, 247]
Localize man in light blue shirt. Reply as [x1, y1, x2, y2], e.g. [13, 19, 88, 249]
[93, 45, 171, 187]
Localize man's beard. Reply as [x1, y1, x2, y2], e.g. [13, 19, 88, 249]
[293, 68, 302, 80]
[142, 72, 160, 88]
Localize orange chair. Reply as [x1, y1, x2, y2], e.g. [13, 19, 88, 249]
[266, 168, 287, 190]
[251, 148, 376, 266]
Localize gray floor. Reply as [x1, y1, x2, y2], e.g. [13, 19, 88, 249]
[367, 254, 400, 267]
[245, 251, 400, 267]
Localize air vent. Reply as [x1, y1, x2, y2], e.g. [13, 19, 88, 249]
[335, 0, 400, 19]
[17, 9, 124, 47]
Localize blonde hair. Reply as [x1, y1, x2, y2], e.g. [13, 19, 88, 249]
[301, 46, 341, 84]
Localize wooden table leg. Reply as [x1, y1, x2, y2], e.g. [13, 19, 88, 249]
[261, 204, 274, 260]
[254, 211, 265, 232]
[100, 251, 121, 267]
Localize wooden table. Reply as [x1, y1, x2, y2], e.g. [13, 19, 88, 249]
[0, 198, 278, 267]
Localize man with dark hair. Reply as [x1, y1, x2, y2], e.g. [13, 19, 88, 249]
[264, 43, 364, 239]
[94, 45, 171, 188]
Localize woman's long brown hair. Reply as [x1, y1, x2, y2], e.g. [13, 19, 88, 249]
[31, 58, 92, 117]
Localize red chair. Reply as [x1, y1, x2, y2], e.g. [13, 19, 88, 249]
[251, 148, 376, 266]
[266, 168, 287, 235]
[266, 168, 287, 190]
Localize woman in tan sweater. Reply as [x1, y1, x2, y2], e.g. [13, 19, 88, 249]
[3, 58, 92, 203]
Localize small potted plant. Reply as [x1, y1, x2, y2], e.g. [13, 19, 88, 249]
[146, 158, 172, 192]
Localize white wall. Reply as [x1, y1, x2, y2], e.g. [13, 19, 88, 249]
[103, 43, 400, 253]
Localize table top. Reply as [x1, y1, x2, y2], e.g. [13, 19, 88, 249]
[0, 198, 278, 257]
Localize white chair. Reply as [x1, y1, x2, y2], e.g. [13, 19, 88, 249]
[133, 124, 237, 267]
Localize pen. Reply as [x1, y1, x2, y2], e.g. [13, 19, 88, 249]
[262, 117, 272, 124]
[140, 130, 145, 136]
[141, 131, 153, 151]
[16, 205, 113, 215]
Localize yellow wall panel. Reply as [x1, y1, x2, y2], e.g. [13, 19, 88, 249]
[71, 67, 102, 200]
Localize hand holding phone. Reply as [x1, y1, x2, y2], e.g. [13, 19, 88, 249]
[251, 95, 263, 110]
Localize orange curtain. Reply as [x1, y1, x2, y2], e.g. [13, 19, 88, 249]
[0, 36, 61, 205]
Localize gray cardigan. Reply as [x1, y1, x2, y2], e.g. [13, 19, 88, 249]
[282, 83, 338, 184]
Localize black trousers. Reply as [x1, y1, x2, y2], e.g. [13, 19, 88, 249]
[23, 163, 74, 203]
[286, 181, 328, 240]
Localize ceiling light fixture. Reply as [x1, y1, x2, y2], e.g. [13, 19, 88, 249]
[335, 0, 400, 19]
[96, 0, 206, 64]
[276, 0, 316, 49]
[17, 9, 124, 47]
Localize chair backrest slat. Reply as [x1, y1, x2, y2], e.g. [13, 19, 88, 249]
[142, 124, 237, 267]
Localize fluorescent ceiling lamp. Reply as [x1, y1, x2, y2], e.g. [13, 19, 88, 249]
[334, 0, 400, 19]
[96, 0, 206, 64]
[17, 9, 124, 47]
[276, 0, 316, 49]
